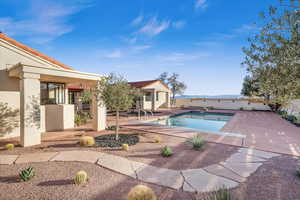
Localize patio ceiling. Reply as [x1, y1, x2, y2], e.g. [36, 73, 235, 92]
[8, 63, 103, 85]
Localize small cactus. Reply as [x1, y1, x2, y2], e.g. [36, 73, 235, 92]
[122, 143, 129, 151]
[74, 170, 88, 185]
[160, 146, 173, 157]
[79, 136, 95, 147]
[5, 143, 14, 151]
[127, 184, 157, 200]
[153, 136, 162, 143]
[19, 167, 35, 182]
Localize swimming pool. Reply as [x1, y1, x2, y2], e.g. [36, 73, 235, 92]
[151, 112, 234, 133]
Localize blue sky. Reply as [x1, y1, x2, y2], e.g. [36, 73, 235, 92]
[0, 0, 275, 95]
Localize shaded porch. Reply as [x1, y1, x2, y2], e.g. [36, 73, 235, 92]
[8, 63, 106, 147]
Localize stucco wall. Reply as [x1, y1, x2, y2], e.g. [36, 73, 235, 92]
[0, 38, 72, 139]
[283, 99, 300, 119]
[45, 104, 74, 131]
[175, 98, 271, 111]
[155, 91, 167, 110]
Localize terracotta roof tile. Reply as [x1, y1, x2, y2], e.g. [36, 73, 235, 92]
[128, 80, 159, 88]
[0, 32, 73, 70]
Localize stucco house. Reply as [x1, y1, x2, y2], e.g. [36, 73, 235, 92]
[0, 32, 106, 147]
[129, 80, 170, 111]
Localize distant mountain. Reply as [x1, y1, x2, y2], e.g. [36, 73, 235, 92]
[175, 95, 244, 99]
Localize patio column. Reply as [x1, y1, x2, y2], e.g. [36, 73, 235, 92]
[152, 89, 156, 111]
[64, 84, 69, 104]
[20, 72, 41, 147]
[92, 95, 106, 131]
[166, 92, 171, 108]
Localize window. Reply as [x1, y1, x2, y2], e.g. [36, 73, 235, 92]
[145, 92, 152, 101]
[41, 82, 65, 105]
[156, 92, 159, 101]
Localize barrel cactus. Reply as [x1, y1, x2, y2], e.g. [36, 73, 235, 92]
[5, 143, 14, 151]
[122, 143, 129, 151]
[160, 146, 173, 157]
[74, 170, 88, 185]
[79, 136, 95, 147]
[127, 184, 157, 200]
[153, 136, 162, 143]
[19, 167, 35, 182]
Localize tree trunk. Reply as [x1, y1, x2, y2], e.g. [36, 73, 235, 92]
[115, 110, 119, 140]
[171, 93, 175, 106]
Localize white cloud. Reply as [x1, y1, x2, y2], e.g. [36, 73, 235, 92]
[234, 24, 258, 34]
[157, 51, 210, 66]
[138, 16, 170, 37]
[132, 45, 151, 52]
[172, 20, 186, 29]
[0, 0, 91, 44]
[131, 14, 143, 26]
[195, 0, 208, 9]
[104, 49, 122, 58]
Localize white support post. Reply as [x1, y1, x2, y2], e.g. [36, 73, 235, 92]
[20, 72, 41, 147]
[152, 89, 156, 111]
[64, 84, 69, 104]
[92, 95, 106, 131]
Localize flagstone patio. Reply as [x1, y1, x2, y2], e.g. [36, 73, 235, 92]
[0, 147, 280, 192]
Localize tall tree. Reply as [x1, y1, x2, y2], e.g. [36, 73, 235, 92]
[158, 72, 187, 105]
[242, 0, 300, 111]
[94, 73, 138, 140]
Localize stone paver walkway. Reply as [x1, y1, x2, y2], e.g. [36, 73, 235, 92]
[0, 148, 280, 192]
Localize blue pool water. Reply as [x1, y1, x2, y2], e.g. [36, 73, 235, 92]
[152, 112, 233, 133]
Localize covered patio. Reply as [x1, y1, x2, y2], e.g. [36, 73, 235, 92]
[7, 63, 106, 147]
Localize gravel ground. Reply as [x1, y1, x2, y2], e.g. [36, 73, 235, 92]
[0, 156, 299, 200]
[0, 162, 192, 200]
[0, 130, 238, 170]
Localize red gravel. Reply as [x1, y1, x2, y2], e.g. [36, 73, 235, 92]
[0, 162, 192, 200]
[0, 156, 299, 200]
[0, 130, 238, 170]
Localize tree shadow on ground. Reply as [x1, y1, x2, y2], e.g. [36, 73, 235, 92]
[0, 175, 20, 183]
[37, 179, 74, 186]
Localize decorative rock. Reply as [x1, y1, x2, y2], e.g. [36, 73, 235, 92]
[97, 153, 137, 178]
[136, 165, 184, 190]
[203, 164, 246, 183]
[182, 168, 238, 193]
[0, 155, 18, 165]
[222, 162, 262, 178]
[15, 152, 58, 164]
[51, 150, 104, 163]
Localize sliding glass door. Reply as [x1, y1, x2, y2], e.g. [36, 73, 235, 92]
[41, 82, 65, 105]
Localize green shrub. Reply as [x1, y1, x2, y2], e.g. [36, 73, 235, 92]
[296, 168, 300, 177]
[239, 107, 244, 111]
[105, 125, 116, 131]
[74, 111, 89, 126]
[160, 146, 173, 157]
[185, 134, 206, 151]
[287, 115, 297, 123]
[74, 170, 88, 185]
[19, 167, 35, 182]
[205, 186, 232, 200]
[5, 143, 14, 151]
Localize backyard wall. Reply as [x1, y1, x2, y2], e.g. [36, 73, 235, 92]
[174, 98, 271, 111]
[283, 99, 300, 119]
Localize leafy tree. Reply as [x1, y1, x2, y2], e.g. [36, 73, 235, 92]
[242, 0, 300, 111]
[94, 73, 139, 140]
[0, 102, 19, 137]
[81, 89, 92, 104]
[241, 75, 260, 97]
[158, 72, 187, 105]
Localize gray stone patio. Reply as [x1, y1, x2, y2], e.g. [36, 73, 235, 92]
[0, 147, 280, 192]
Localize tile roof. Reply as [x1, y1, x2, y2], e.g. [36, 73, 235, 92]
[0, 32, 73, 70]
[128, 80, 169, 89]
